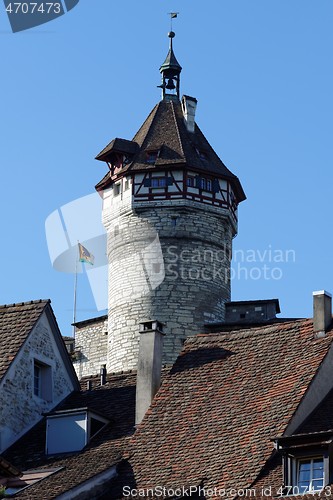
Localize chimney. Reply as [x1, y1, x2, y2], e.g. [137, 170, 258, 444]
[313, 290, 332, 337]
[135, 320, 165, 426]
[224, 299, 280, 324]
[181, 95, 197, 133]
[100, 364, 107, 385]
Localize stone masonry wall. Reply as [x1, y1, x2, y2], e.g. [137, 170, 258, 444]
[0, 313, 75, 453]
[72, 316, 108, 379]
[104, 199, 234, 372]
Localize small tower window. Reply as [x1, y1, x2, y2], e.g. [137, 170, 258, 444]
[114, 182, 122, 196]
[196, 177, 213, 192]
[151, 177, 167, 188]
[187, 177, 195, 188]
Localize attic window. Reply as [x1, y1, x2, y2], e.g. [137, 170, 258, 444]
[146, 151, 159, 164]
[33, 360, 52, 402]
[46, 409, 109, 455]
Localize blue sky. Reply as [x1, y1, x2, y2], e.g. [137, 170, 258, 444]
[1, 0, 333, 335]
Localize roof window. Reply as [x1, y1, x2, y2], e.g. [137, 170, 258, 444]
[275, 432, 332, 495]
[3, 468, 63, 497]
[46, 408, 109, 455]
[196, 149, 208, 161]
[146, 151, 159, 164]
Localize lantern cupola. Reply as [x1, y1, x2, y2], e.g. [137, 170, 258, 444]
[159, 31, 182, 100]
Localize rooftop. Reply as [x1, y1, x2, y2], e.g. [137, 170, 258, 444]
[95, 98, 245, 202]
[117, 317, 333, 494]
[3, 371, 137, 498]
[0, 299, 50, 380]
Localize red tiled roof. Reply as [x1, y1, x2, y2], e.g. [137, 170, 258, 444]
[120, 319, 333, 494]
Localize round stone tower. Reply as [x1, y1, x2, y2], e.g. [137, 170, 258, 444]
[95, 32, 245, 372]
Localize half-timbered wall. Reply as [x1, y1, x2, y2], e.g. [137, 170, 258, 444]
[133, 171, 238, 230]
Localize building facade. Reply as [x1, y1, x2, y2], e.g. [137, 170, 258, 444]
[0, 300, 79, 454]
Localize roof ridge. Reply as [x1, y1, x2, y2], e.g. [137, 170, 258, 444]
[186, 319, 313, 343]
[0, 299, 50, 310]
[132, 102, 160, 146]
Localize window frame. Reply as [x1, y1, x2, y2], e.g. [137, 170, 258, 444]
[113, 181, 122, 197]
[151, 177, 167, 188]
[146, 150, 159, 164]
[33, 359, 53, 402]
[46, 409, 109, 455]
[296, 456, 325, 493]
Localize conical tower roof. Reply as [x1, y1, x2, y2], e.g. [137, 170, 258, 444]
[95, 98, 245, 202]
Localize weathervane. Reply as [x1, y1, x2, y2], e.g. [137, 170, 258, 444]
[168, 12, 179, 31]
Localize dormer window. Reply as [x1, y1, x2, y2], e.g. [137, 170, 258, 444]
[275, 432, 332, 495]
[146, 151, 159, 164]
[46, 408, 109, 455]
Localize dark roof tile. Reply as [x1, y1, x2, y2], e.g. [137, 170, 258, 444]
[95, 99, 245, 201]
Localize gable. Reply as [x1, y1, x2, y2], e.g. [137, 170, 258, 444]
[0, 303, 79, 453]
[0, 300, 48, 381]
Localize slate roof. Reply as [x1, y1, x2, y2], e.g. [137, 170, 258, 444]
[95, 99, 245, 202]
[3, 372, 137, 499]
[118, 318, 333, 496]
[0, 300, 50, 381]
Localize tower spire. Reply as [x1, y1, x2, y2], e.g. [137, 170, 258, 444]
[159, 28, 182, 100]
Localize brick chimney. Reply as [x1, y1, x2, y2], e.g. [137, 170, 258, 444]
[181, 95, 197, 133]
[135, 320, 165, 426]
[313, 290, 332, 338]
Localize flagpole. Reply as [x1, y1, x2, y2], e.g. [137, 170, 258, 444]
[73, 242, 79, 338]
